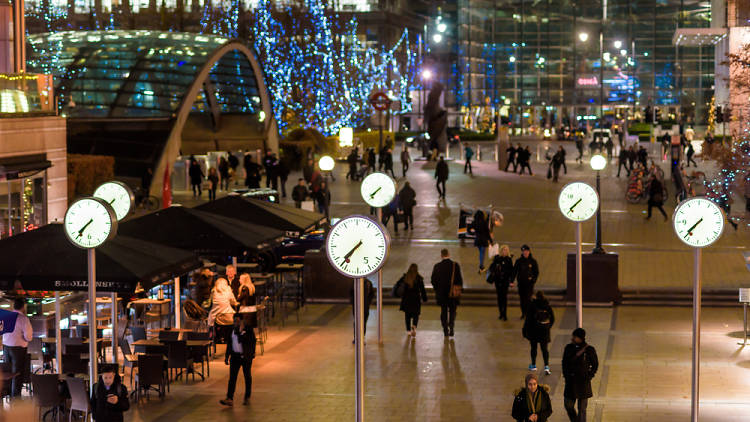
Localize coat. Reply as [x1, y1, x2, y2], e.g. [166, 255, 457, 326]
[225, 325, 256, 362]
[562, 342, 599, 399]
[189, 162, 203, 185]
[394, 274, 427, 315]
[292, 185, 308, 202]
[522, 297, 555, 343]
[514, 254, 539, 287]
[399, 185, 416, 210]
[90, 374, 130, 422]
[208, 289, 238, 326]
[487, 255, 514, 286]
[430, 258, 463, 306]
[511, 386, 552, 422]
[472, 210, 491, 248]
[649, 178, 665, 204]
[435, 160, 449, 181]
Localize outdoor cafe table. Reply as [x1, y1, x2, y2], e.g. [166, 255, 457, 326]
[41, 337, 112, 361]
[128, 298, 171, 328]
[131, 339, 211, 380]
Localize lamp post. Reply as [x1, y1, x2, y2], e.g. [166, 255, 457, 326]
[319, 155, 335, 181]
[421, 69, 432, 133]
[577, 31, 589, 127]
[590, 154, 606, 253]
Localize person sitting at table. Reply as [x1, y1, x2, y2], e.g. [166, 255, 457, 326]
[236, 273, 257, 328]
[208, 278, 237, 348]
[90, 364, 130, 422]
[219, 313, 256, 407]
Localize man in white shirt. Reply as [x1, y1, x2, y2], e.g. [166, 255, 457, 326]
[2, 298, 33, 397]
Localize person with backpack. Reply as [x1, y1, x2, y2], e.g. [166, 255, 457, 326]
[513, 245, 539, 319]
[486, 245, 514, 320]
[463, 144, 474, 175]
[512, 373, 553, 422]
[523, 291, 555, 374]
[90, 364, 130, 422]
[562, 328, 599, 422]
[392, 263, 428, 337]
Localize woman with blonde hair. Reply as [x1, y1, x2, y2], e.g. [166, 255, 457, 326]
[486, 244, 514, 320]
[209, 278, 237, 346]
[236, 273, 258, 328]
[392, 263, 427, 337]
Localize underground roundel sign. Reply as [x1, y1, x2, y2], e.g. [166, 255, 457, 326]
[369, 92, 392, 111]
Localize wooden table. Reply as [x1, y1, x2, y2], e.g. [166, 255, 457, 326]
[132, 339, 211, 379]
[128, 298, 171, 328]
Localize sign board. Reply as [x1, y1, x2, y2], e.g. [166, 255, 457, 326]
[369, 92, 391, 111]
[576, 75, 601, 88]
[740, 288, 750, 303]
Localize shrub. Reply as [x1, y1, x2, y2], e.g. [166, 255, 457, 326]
[67, 154, 114, 202]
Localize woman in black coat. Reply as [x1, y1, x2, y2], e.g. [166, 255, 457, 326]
[487, 245, 514, 320]
[523, 291, 555, 374]
[512, 373, 552, 422]
[645, 174, 668, 221]
[472, 210, 492, 273]
[393, 263, 428, 337]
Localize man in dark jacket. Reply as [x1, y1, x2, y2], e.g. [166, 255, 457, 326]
[383, 148, 396, 178]
[263, 151, 278, 190]
[346, 149, 359, 180]
[435, 156, 449, 199]
[504, 144, 517, 172]
[292, 179, 309, 208]
[431, 249, 463, 337]
[513, 244, 539, 319]
[518, 146, 533, 175]
[220, 314, 257, 406]
[562, 328, 599, 422]
[616, 147, 630, 178]
[243, 154, 261, 188]
[399, 182, 416, 230]
[90, 364, 130, 422]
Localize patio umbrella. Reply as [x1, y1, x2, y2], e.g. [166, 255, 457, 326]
[0, 223, 202, 292]
[117, 206, 285, 256]
[195, 195, 326, 233]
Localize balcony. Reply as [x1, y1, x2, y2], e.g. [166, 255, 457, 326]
[0, 73, 56, 116]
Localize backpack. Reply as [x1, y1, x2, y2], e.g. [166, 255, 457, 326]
[535, 307, 551, 326]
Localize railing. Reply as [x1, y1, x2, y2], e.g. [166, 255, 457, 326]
[0, 73, 56, 116]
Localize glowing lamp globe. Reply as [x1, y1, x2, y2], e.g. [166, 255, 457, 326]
[319, 155, 335, 172]
[590, 154, 607, 171]
[339, 127, 353, 147]
[578, 32, 589, 42]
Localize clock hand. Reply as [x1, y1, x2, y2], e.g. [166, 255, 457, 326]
[685, 218, 703, 238]
[77, 218, 93, 238]
[343, 240, 363, 264]
[369, 187, 382, 199]
[568, 198, 582, 213]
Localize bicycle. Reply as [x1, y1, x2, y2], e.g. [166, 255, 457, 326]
[134, 187, 160, 211]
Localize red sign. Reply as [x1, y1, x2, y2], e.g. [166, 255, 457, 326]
[369, 92, 391, 111]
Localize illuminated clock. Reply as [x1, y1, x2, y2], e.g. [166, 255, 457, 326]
[325, 215, 390, 278]
[63, 197, 118, 249]
[360, 172, 396, 208]
[558, 182, 599, 222]
[673, 197, 725, 248]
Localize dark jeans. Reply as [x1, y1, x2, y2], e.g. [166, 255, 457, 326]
[439, 301, 457, 333]
[402, 162, 409, 177]
[562, 160, 567, 174]
[504, 159, 517, 172]
[519, 162, 533, 175]
[279, 178, 287, 197]
[404, 313, 419, 331]
[519, 285, 533, 318]
[564, 397, 588, 422]
[402, 207, 414, 229]
[192, 183, 201, 197]
[686, 154, 697, 167]
[208, 187, 217, 201]
[436, 180, 446, 197]
[4, 345, 26, 397]
[529, 340, 549, 366]
[226, 353, 253, 400]
[494, 282, 508, 317]
[221, 175, 229, 190]
[647, 201, 667, 219]
[617, 161, 630, 177]
[464, 159, 472, 174]
[381, 213, 399, 233]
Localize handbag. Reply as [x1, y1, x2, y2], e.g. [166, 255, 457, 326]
[487, 243, 499, 259]
[301, 200, 315, 211]
[448, 262, 462, 298]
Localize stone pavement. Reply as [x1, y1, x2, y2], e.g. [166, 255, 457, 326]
[122, 303, 750, 421]
[174, 140, 749, 291]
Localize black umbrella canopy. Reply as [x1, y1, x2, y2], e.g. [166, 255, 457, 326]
[0, 223, 202, 292]
[195, 196, 326, 233]
[118, 206, 285, 256]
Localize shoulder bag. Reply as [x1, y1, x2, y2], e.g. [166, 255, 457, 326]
[448, 262, 462, 299]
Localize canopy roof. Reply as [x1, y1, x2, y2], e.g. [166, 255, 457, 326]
[0, 223, 201, 292]
[195, 196, 326, 233]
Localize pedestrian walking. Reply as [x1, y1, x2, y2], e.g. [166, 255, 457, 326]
[277, 158, 289, 198]
[604, 137, 614, 162]
[518, 146, 534, 175]
[315, 180, 331, 220]
[2, 298, 32, 397]
[399, 182, 416, 230]
[227, 150, 239, 185]
[523, 291, 555, 374]
[550, 149, 564, 182]
[435, 156, 449, 199]
[378, 146, 385, 171]
[367, 148, 377, 174]
[558, 145, 567, 174]
[90, 364, 130, 421]
[637, 145, 648, 168]
[471, 209, 492, 272]
[189, 156, 204, 197]
[400, 147, 411, 178]
[616, 147, 630, 178]
[350, 278, 375, 342]
[243, 154, 261, 188]
[575, 136, 583, 163]
[208, 278, 237, 346]
[486, 245, 514, 320]
[381, 194, 401, 234]
[512, 373, 553, 422]
[263, 151, 277, 189]
[464, 144, 474, 175]
[292, 178, 308, 208]
[627, 145, 636, 170]
[219, 313, 256, 407]
[346, 148, 358, 181]
[685, 142, 697, 167]
[645, 174, 668, 221]
[383, 148, 396, 178]
[430, 249, 463, 337]
[562, 328, 599, 422]
[505, 144, 518, 172]
[218, 156, 230, 191]
[513, 245, 539, 319]
[207, 167, 219, 201]
[393, 263, 428, 337]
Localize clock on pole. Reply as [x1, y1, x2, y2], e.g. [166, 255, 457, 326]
[325, 215, 390, 422]
[672, 197, 725, 422]
[93, 181, 135, 221]
[360, 172, 396, 208]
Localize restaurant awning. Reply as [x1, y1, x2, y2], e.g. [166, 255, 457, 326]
[117, 206, 285, 256]
[0, 153, 52, 179]
[195, 195, 326, 234]
[0, 223, 202, 292]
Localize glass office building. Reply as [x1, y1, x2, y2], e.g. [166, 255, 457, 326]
[441, 0, 714, 132]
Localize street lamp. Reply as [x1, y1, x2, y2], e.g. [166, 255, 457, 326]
[578, 32, 589, 42]
[432, 33, 443, 44]
[319, 155, 335, 182]
[590, 154, 607, 254]
[339, 127, 353, 147]
[437, 22, 447, 33]
[613, 40, 622, 49]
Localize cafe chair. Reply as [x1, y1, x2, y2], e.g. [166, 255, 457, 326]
[61, 354, 89, 377]
[31, 373, 63, 422]
[28, 338, 52, 374]
[158, 330, 180, 342]
[119, 340, 138, 389]
[66, 376, 90, 422]
[186, 331, 210, 376]
[131, 326, 147, 354]
[61, 337, 83, 355]
[135, 354, 167, 401]
[167, 341, 195, 382]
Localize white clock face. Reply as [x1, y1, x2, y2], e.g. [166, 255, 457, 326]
[64, 197, 118, 249]
[325, 215, 390, 277]
[93, 181, 134, 221]
[360, 173, 396, 208]
[558, 182, 599, 222]
[673, 197, 725, 248]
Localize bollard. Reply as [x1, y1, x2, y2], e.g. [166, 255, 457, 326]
[476, 144, 481, 161]
[494, 144, 499, 162]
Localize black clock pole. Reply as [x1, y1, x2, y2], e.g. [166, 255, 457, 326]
[353, 277, 365, 422]
[87, 248, 98, 392]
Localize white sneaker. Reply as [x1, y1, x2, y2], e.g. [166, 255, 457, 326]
[544, 366, 551, 375]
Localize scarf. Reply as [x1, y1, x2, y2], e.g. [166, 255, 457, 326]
[526, 388, 542, 415]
